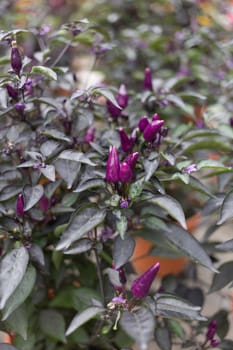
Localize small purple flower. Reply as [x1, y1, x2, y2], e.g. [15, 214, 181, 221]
[84, 127, 95, 143]
[143, 119, 164, 142]
[6, 83, 18, 99]
[117, 84, 128, 109]
[138, 116, 149, 132]
[106, 146, 120, 183]
[112, 295, 127, 305]
[131, 262, 160, 298]
[120, 199, 129, 208]
[119, 161, 133, 183]
[16, 193, 24, 216]
[11, 41, 22, 76]
[39, 25, 51, 36]
[15, 102, 25, 114]
[143, 67, 153, 91]
[182, 163, 198, 175]
[196, 120, 205, 128]
[118, 129, 134, 152]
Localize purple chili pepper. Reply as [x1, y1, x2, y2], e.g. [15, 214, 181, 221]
[106, 146, 120, 183]
[131, 262, 160, 298]
[119, 161, 133, 183]
[143, 67, 153, 91]
[11, 41, 22, 76]
[16, 193, 24, 216]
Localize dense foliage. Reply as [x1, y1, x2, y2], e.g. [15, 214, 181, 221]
[0, 1, 233, 349]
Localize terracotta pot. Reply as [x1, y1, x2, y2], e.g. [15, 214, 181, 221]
[131, 213, 201, 278]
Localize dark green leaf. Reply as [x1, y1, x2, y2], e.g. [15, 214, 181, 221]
[161, 223, 217, 272]
[209, 261, 233, 293]
[40, 165, 56, 182]
[120, 308, 155, 350]
[143, 157, 159, 182]
[217, 190, 233, 225]
[39, 309, 66, 343]
[0, 185, 22, 201]
[43, 129, 71, 142]
[167, 320, 185, 339]
[189, 176, 215, 198]
[219, 339, 233, 349]
[58, 150, 96, 166]
[56, 205, 106, 250]
[91, 86, 121, 109]
[23, 185, 44, 211]
[66, 306, 104, 336]
[154, 293, 207, 321]
[115, 212, 128, 239]
[149, 195, 187, 229]
[216, 239, 233, 251]
[55, 159, 81, 189]
[129, 177, 145, 199]
[74, 179, 105, 193]
[64, 239, 93, 255]
[31, 66, 57, 80]
[155, 327, 171, 350]
[0, 247, 29, 309]
[183, 139, 231, 154]
[113, 235, 135, 269]
[2, 265, 36, 320]
[5, 304, 28, 340]
[0, 345, 19, 350]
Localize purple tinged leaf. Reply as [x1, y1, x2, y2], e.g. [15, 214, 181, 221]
[143, 67, 153, 91]
[138, 116, 149, 132]
[131, 262, 160, 298]
[16, 193, 24, 216]
[119, 161, 133, 183]
[11, 41, 22, 76]
[106, 146, 120, 183]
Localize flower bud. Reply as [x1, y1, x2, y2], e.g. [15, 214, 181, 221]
[131, 262, 160, 298]
[118, 129, 134, 152]
[84, 127, 95, 143]
[118, 267, 127, 285]
[6, 83, 18, 99]
[124, 152, 139, 169]
[106, 146, 120, 183]
[16, 193, 24, 216]
[117, 84, 128, 109]
[138, 116, 149, 132]
[11, 41, 22, 76]
[119, 162, 133, 183]
[143, 67, 153, 91]
[143, 120, 164, 142]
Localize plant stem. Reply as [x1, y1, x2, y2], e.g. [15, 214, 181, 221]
[94, 229, 106, 306]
